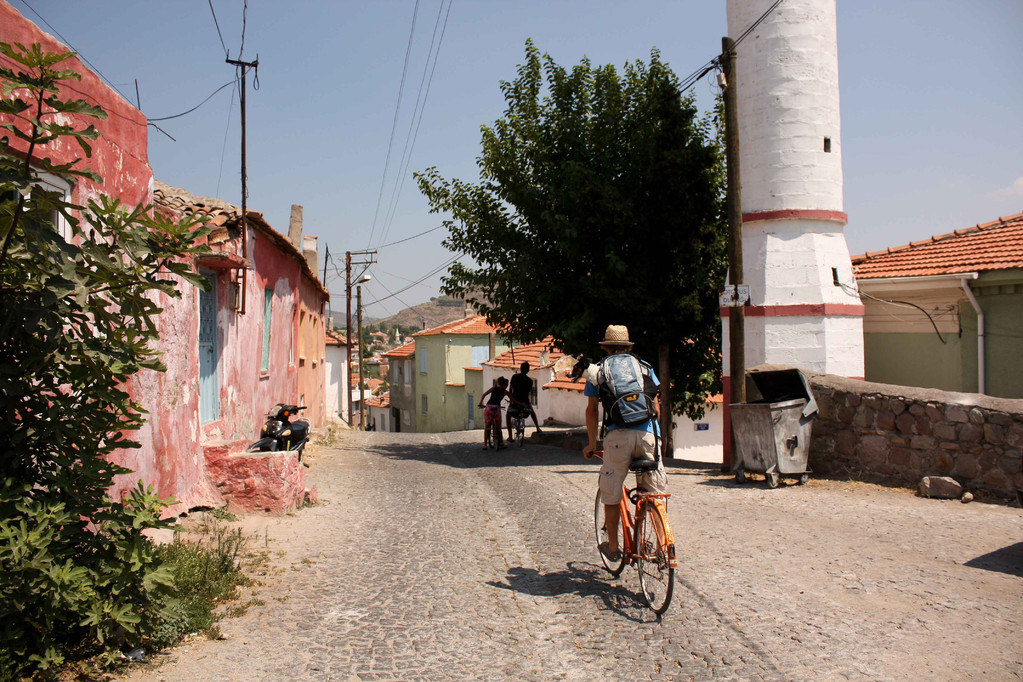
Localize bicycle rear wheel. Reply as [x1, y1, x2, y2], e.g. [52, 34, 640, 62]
[637, 501, 675, 614]
[594, 489, 626, 576]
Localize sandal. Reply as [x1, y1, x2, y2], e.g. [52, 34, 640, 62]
[598, 541, 622, 562]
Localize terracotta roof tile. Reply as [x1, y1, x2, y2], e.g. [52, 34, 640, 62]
[543, 370, 586, 392]
[413, 315, 499, 337]
[484, 336, 564, 370]
[852, 212, 1023, 279]
[382, 341, 415, 358]
[365, 392, 390, 408]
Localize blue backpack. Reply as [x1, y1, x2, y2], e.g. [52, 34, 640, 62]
[596, 353, 657, 429]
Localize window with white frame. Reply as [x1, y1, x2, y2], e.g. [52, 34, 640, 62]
[421, 394, 428, 415]
[419, 348, 428, 374]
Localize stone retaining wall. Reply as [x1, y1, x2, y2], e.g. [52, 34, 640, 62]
[806, 373, 1023, 500]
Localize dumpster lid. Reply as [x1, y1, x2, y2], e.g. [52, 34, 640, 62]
[745, 367, 818, 418]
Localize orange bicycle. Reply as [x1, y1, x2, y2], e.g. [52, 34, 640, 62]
[593, 451, 676, 614]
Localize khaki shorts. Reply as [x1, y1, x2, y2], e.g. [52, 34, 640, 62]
[598, 428, 667, 505]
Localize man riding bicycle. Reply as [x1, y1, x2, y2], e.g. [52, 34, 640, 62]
[582, 324, 666, 562]
[507, 361, 542, 442]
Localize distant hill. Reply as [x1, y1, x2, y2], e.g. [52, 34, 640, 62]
[373, 296, 469, 332]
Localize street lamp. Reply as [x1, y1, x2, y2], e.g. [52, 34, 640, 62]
[346, 267, 371, 428]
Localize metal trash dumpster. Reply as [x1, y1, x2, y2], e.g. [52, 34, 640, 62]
[730, 367, 818, 488]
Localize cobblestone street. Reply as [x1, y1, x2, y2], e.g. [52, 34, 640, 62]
[127, 430, 1022, 681]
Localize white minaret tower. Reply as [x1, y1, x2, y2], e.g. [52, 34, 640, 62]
[722, 0, 864, 384]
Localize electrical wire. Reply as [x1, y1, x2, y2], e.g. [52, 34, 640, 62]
[208, 0, 230, 58]
[377, 0, 453, 248]
[147, 80, 235, 121]
[377, 223, 446, 250]
[364, 253, 462, 307]
[367, 0, 422, 250]
[239, 0, 249, 60]
[16, 0, 133, 104]
[733, 0, 784, 50]
[215, 81, 238, 198]
[839, 281, 947, 344]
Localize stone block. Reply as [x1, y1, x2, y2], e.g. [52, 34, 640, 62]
[939, 441, 961, 451]
[853, 407, 875, 428]
[918, 476, 962, 499]
[984, 423, 1005, 444]
[981, 467, 1011, 492]
[953, 453, 979, 479]
[988, 412, 1013, 427]
[910, 435, 938, 450]
[858, 434, 889, 466]
[835, 430, 858, 456]
[889, 447, 912, 467]
[978, 451, 997, 471]
[846, 392, 861, 407]
[876, 409, 896, 430]
[1006, 422, 1023, 447]
[916, 418, 932, 435]
[958, 422, 984, 442]
[946, 406, 969, 423]
[933, 422, 957, 441]
[998, 453, 1021, 475]
[887, 434, 908, 447]
[890, 398, 907, 416]
[814, 435, 836, 454]
[909, 403, 926, 416]
[925, 404, 944, 422]
[933, 452, 954, 474]
[895, 413, 917, 435]
[864, 396, 883, 410]
[968, 407, 985, 425]
[837, 405, 856, 424]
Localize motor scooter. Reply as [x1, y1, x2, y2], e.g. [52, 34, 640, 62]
[247, 403, 310, 464]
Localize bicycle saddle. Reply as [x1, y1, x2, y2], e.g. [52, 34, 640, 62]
[629, 458, 660, 473]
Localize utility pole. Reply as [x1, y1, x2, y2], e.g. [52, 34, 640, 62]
[722, 36, 745, 468]
[357, 284, 365, 430]
[226, 55, 258, 314]
[345, 249, 377, 427]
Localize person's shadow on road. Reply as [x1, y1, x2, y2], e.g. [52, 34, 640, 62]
[486, 562, 659, 623]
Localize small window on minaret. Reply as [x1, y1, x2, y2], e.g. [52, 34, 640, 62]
[823, 137, 832, 153]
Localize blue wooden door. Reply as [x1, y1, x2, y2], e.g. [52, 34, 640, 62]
[199, 271, 220, 423]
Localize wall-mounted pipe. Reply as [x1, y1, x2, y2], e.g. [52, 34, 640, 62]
[960, 276, 984, 394]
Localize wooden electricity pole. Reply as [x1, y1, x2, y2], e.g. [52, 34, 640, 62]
[226, 56, 258, 314]
[722, 36, 745, 467]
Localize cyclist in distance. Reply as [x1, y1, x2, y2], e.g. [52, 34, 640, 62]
[582, 324, 666, 561]
[507, 361, 542, 442]
[479, 375, 510, 450]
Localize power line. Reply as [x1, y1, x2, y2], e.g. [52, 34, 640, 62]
[16, 0, 133, 104]
[733, 0, 784, 50]
[376, 223, 446, 250]
[215, 80, 238, 198]
[208, 0, 230, 58]
[364, 253, 462, 307]
[367, 0, 422, 249]
[378, 0, 454, 248]
[147, 80, 235, 121]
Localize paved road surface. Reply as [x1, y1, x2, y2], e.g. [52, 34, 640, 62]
[126, 429, 1022, 681]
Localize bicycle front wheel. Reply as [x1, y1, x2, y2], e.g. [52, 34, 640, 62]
[637, 501, 675, 614]
[594, 489, 626, 576]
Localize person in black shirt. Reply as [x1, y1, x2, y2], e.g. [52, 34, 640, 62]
[507, 362, 542, 441]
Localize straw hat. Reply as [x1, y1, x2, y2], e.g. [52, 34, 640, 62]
[599, 324, 633, 347]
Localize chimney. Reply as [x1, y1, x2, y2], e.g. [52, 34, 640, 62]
[288, 204, 303, 247]
[303, 234, 318, 275]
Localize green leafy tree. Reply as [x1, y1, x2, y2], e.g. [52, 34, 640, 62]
[417, 41, 726, 418]
[0, 44, 209, 675]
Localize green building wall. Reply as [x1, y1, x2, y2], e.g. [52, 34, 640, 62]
[863, 271, 1022, 399]
[415, 334, 509, 433]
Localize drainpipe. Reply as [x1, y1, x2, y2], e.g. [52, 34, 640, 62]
[960, 276, 984, 394]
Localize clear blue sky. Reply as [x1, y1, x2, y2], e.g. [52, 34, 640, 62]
[12, 0, 1022, 320]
